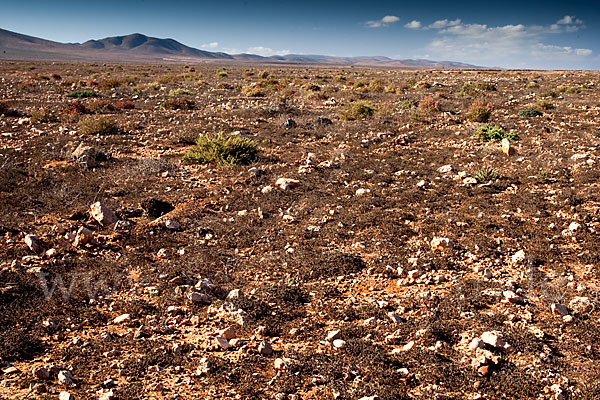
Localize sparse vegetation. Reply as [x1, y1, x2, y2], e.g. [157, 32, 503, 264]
[536, 99, 555, 110]
[418, 96, 440, 112]
[78, 116, 119, 134]
[30, 108, 58, 123]
[339, 101, 376, 120]
[465, 100, 493, 122]
[216, 70, 228, 78]
[518, 107, 543, 117]
[66, 90, 98, 98]
[168, 88, 194, 96]
[160, 97, 195, 110]
[475, 165, 499, 182]
[399, 100, 415, 109]
[558, 85, 582, 94]
[475, 124, 519, 142]
[183, 132, 258, 165]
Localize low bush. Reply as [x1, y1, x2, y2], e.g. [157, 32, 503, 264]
[161, 98, 195, 110]
[536, 99, 554, 110]
[216, 70, 228, 78]
[168, 88, 194, 96]
[30, 108, 58, 123]
[66, 90, 98, 98]
[339, 102, 375, 120]
[183, 132, 258, 166]
[78, 116, 119, 135]
[475, 166, 499, 182]
[475, 124, 518, 142]
[465, 100, 493, 122]
[418, 96, 440, 112]
[517, 107, 543, 117]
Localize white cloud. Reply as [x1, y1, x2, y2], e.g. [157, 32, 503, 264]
[200, 42, 219, 49]
[365, 15, 400, 28]
[427, 19, 461, 29]
[421, 15, 591, 68]
[404, 20, 422, 29]
[247, 46, 291, 56]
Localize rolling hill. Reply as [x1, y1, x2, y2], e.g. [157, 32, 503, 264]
[0, 28, 482, 69]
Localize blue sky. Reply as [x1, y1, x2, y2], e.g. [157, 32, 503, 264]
[1, 0, 599, 69]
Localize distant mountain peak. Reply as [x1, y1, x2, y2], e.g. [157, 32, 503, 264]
[0, 27, 483, 68]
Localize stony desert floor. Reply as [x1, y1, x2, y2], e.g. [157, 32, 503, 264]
[1, 61, 600, 399]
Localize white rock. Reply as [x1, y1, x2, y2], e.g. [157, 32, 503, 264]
[501, 138, 515, 156]
[511, 250, 527, 264]
[58, 370, 73, 385]
[463, 177, 477, 185]
[355, 188, 371, 196]
[469, 338, 484, 351]
[324, 330, 340, 341]
[90, 202, 118, 226]
[402, 341, 415, 351]
[569, 296, 593, 314]
[59, 392, 74, 400]
[275, 178, 300, 190]
[568, 221, 581, 232]
[24, 234, 41, 253]
[99, 390, 115, 400]
[438, 165, 453, 173]
[332, 339, 346, 348]
[430, 237, 452, 251]
[481, 331, 512, 351]
[503, 290, 524, 304]
[113, 314, 131, 324]
[261, 185, 273, 194]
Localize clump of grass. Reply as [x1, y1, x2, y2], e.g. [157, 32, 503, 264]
[216, 70, 228, 78]
[475, 124, 519, 142]
[78, 116, 119, 135]
[66, 90, 98, 98]
[242, 85, 266, 97]
[161, 98, 195, 110]
[216, 82, 233, 90]
[399, 100, 415, 110]
[558, 85, 582, 94]
[30, 108, 58, 123]
[465, 100, 493, 122]
[536, 99, 554, 110]
[258, 70, 270, 79]
[475, 166, 499, 182]
[409, 110, 430, 123]
[183, 132, 258, 166]
[97, 76, 135, 90]
[536, 169, 551, 183]
[339, 101, 376, 120]
[156, 74, 181, 84]
[517, 107, 543, 117]
[168, 88, 194, 96]
[540, 90, 558, 98]
[526, 82, 540, 89]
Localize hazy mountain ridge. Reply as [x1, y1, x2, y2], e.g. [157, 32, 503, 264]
[0, 28, 483, 68]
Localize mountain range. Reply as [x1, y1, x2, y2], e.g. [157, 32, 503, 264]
[0, 28, 482, 69]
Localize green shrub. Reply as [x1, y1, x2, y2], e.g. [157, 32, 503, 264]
[66, 90, 98, 98]
[409, 110, 429, 123]
[475, 124, 518, 142]
[183, 132, 258, 165]
[216, 70, 228, 78]
[458, 82, 496, 96]
[303, 83, 321, 92]
[339, 102, 375, 120]
[399, 100, 415, 109]
[30, 108, 58, 123]
[465, 100, 493, 122]
[168, 88, 194, 96]
[526, 82, 540, 89]
[475, 166, 498, 182]
[258, 70, 270, 79]
[78, 116, 119, 135]
[517, 107, 543, 117]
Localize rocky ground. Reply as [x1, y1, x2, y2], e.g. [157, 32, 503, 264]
[1, 61, 600, 400]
